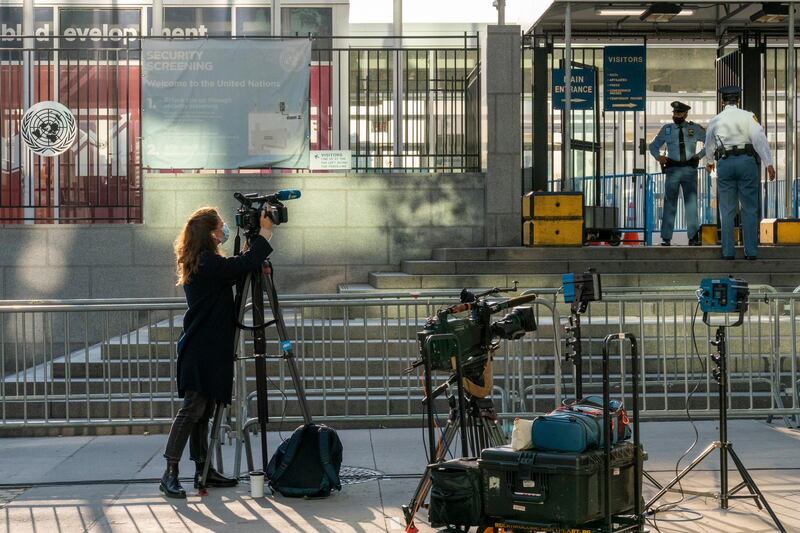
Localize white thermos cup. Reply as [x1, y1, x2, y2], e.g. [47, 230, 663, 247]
[250, 470, 265, 498]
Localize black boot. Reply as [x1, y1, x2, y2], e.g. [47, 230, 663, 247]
[160, 462, 186, 499]
[194, 463, 238, 488]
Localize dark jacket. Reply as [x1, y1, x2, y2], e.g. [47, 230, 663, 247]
[176, 236, 272, 404]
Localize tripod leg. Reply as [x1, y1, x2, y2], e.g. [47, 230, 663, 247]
[727, 446, 786, 533]
[403, 418, 460, 529]
[488, 419, 506, 448]
[198, 402, 225, 489]
[262, 268, 313, 424]
[643, 442, 719, 512]
[255, 356, 269, 471]
[215, 406, 226, 474]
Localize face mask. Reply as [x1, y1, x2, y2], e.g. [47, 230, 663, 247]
[219, 222, 230, 245]
[673, 116, 685, 125]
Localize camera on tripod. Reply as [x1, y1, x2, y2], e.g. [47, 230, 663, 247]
[233, 189, 301, 237]
[698, 276, 749, 314]
[412, 288, 537, 378]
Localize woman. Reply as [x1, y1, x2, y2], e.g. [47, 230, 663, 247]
[161, 206, 273, 499]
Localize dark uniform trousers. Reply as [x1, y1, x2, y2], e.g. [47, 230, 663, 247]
[164, 390, 215, 463]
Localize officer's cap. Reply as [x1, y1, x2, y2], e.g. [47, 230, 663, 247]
[670, 101, 691, 113]
[719, 85, 742, 98]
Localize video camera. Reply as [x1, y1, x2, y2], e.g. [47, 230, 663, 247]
[411, 287, 538, 380]
[563, 269, 602, 314]
[698, 277, 749, 314]
[233, 189, 301, 237]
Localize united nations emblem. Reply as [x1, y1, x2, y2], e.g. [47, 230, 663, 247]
[20, 101, 77, 157]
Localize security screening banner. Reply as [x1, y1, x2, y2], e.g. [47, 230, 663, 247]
[142, 39, 310, 169]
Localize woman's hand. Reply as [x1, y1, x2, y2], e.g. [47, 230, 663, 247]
[259, 209, 274, 241]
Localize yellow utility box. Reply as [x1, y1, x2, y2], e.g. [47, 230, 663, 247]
[700, 224, 742, 246]
[522, 192, 584, 246]
[531, 219, 584, 246]
[525, 191, 583, 219]
[760, 218, 800, 245]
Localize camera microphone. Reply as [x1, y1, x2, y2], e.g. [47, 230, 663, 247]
[276, 189, 301, 201]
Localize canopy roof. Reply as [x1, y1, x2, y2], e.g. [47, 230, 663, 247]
[530, 1, 799, 41]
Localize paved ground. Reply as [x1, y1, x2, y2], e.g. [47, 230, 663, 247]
[1, 419, 799, 532]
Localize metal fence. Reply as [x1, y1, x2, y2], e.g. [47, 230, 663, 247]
[566, 168, 795, 245]
[1, 44, 142, 224]
[2, 288, 799, 432]
[0, 35, 480, 224]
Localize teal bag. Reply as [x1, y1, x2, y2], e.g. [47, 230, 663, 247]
[532, 410, 602, 453]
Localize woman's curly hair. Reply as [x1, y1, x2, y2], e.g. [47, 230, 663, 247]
[174, 207, 221, 285]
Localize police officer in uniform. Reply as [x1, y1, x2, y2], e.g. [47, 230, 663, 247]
[648, 101, 705, 246]
[705, 86, 776, 260]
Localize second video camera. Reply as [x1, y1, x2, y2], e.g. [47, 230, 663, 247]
[234, 189, 301, 237]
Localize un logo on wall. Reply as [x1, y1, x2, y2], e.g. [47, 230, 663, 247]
[21, 101, 77, 157]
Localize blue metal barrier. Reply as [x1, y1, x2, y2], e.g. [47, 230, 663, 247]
[558, 169, 796, 245]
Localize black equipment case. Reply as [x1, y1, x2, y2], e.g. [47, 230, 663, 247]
[428, 457, 483, 528]
[479, 442, 640, 528]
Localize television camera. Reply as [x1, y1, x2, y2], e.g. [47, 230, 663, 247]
[233, 189, 301, 237]
[409, 284, 538, 383]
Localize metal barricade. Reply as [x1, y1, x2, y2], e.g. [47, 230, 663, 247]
[1, 288, 798, 434]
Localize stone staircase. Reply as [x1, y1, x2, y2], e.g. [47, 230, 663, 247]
[364, 246, 800, 290]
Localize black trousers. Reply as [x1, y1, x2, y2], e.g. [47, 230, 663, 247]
[164, 390, 215, 464]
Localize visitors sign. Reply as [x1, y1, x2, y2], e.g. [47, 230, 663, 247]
[552, 68, 595, 110]
[604, 46, 646, 111]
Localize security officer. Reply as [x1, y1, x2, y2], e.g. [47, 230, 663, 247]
[648, 101, 705, 246]
[705, 86, 775, 260]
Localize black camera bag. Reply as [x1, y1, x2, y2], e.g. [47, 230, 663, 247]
[266, 423, 343, 498]
[428, 457, 483, 527]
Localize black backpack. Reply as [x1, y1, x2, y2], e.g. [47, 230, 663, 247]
[266, 423, 343, 498]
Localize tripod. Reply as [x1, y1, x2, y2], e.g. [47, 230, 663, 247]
[196, 235, 312, 490]
[643, 311, 785, 532]
[402, 376, 506, 532]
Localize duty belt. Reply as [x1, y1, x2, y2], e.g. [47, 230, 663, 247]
[717, 144, 756, 161]
[665, 158, 699, 168]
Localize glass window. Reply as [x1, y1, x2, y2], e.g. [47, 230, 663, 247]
[59, 8, 140, 49]
[236, 7, 271, 37]
[163, 7, 231, 37]
[0, 7, 59, 49]
[282, 7, 332, 59]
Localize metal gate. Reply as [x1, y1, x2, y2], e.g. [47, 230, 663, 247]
[522, 39, 649, 240]
[0, 42, 143, 224]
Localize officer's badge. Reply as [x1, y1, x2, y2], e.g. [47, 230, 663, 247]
[688, 128, 695, 137]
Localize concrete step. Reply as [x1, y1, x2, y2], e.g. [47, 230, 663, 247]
[369, 271, 800, 290]
[430, 246, 800, 262]
[401, 258, 800, 276]
[1, 379, 781, 421]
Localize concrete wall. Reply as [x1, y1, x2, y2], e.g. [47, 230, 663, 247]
[0, 172, 486, 299]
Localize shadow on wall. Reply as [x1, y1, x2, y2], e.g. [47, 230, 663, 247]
[377, 174, 486, 264]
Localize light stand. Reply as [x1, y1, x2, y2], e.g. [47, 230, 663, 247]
[643, 308, 785, 532]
